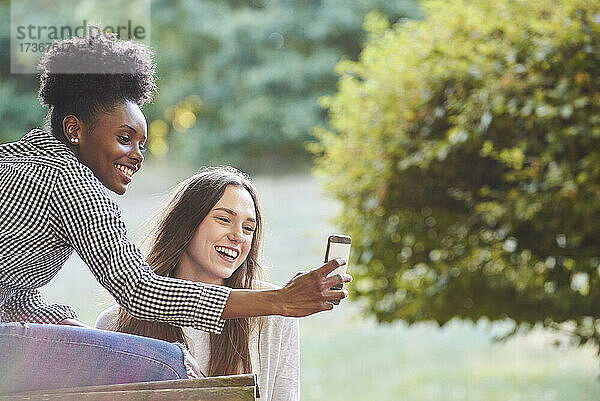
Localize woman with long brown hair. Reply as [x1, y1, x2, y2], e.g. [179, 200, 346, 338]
[96, 166, 299, 400]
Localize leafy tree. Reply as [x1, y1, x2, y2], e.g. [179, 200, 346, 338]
[312, 0, 600, 350]
[146, 0, 420, 168]
[0, 0, 421, 170]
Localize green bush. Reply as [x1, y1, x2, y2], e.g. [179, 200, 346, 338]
[312, 0, 600, 349]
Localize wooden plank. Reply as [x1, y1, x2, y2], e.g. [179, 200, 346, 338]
[0, 375, 257, 401]
[9, 374, 256, 395]
[0, 385, 256, 401]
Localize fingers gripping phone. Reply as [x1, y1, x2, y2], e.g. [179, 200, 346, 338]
[324, 234, 351, 305]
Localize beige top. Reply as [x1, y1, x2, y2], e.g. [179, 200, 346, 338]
[95, 304, 300, 401]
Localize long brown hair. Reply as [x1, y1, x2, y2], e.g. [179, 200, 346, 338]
[111, 166, 264, 376]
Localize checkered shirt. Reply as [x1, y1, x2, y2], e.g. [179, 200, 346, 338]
[0, 130, 230, 333]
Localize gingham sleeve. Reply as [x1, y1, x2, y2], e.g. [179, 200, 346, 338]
[0, 288, 79, 324]
[48, 166, 231, 334]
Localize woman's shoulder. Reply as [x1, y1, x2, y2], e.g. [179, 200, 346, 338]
[50, 155, 117, 213]
[54, 157, 109, 194]
[94, 304, 120, 330]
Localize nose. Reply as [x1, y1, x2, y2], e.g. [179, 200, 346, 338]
[227, 225, 244, 243]
[129, 145, 144, 166]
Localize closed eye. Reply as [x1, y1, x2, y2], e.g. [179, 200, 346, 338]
[216, 217, 230, 223]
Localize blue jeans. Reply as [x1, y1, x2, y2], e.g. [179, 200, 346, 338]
[0, 322, 191, 394]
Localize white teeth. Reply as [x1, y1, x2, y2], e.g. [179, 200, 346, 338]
[114, 164, 133, 177]
[215, 246, 239, 259]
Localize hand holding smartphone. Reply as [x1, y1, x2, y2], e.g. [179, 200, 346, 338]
[324, 234, 351, 305]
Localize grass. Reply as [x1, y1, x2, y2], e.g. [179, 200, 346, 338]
[40, 160, 600, 401]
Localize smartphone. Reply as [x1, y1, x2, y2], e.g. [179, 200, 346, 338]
[324, 234, 351, 304]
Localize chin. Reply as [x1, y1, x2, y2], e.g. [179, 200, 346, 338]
[112, 185, 127, 195]
[220, 268, 237, 281]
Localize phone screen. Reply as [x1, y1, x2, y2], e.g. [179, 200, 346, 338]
[324, 234, 351, 300]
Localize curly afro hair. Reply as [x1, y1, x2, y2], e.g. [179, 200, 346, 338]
[38, 31, 157, 143]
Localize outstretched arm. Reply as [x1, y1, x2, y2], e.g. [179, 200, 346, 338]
[51, 167, 350, 331]
[222, 258, 351, 319]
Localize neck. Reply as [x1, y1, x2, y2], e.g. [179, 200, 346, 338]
[174, 252, 224, 285]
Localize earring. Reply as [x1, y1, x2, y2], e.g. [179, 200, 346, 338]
[70, 137, 79, 144]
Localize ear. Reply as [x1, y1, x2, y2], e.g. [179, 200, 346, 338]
[62, 115, 83, 145]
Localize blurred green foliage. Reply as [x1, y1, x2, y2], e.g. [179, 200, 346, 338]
[312, 0, 600, 350]
[0, 0, 44, 143]
[0, 0, 420, 170]
[146, 0, 419, 168]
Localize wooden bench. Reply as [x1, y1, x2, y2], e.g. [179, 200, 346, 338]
[0, 374, 257, 401]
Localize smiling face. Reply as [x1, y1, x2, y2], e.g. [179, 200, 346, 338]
[65, 100, 147, 195]
[175, 185, 257, 285]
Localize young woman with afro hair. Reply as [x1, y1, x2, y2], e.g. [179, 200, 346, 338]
[0, 32, 350, 393]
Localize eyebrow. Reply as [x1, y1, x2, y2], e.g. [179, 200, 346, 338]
[118, 124, 136, 133]
[214, 207, 256, 223]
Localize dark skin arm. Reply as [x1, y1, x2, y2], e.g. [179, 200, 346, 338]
[222, 258, 352, 319]
[58, 259, 351, 325]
